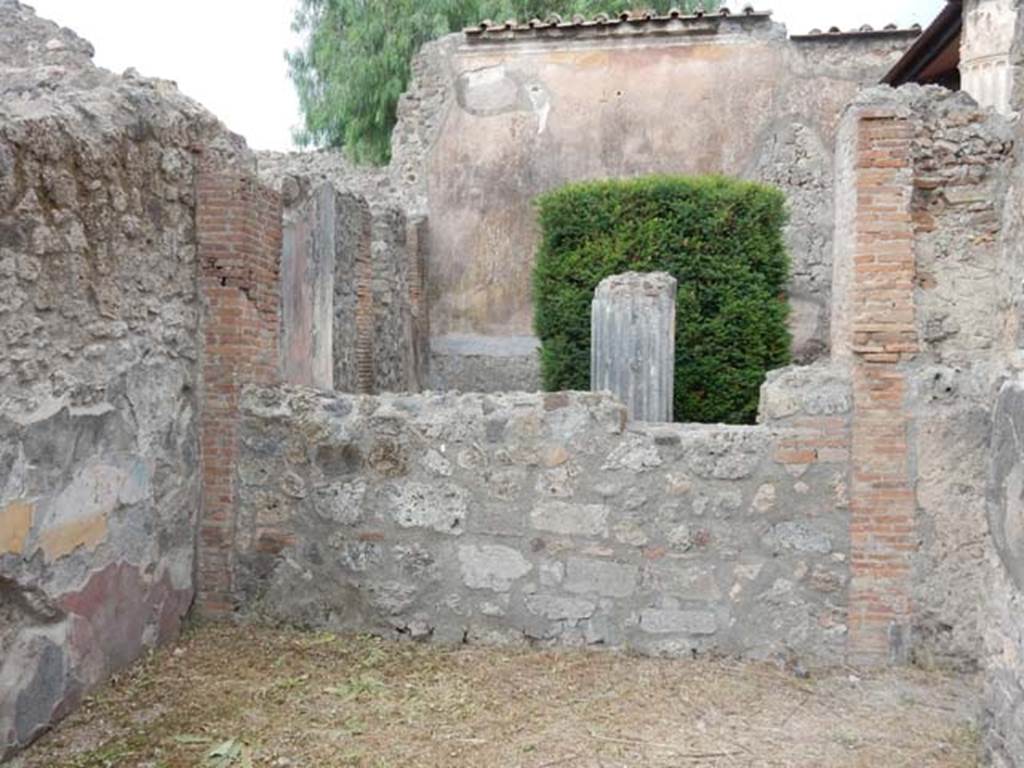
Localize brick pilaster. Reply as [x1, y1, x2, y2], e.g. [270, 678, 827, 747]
[354, 204, 375, 394]
[196, 161, 282, 616]
[845, 109, 918, 665]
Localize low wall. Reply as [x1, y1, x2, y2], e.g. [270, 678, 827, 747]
[428, 334, 541, 393]
[232, 378, 852, 664]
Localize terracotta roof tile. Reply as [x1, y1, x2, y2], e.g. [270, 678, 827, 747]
[791, 22, 922, 41]
[464, 9, 921, 44]
[463, 7, 773, 41]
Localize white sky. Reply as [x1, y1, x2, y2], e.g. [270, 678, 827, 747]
[26, 0, 946, 152]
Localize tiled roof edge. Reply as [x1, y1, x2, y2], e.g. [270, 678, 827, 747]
[790, 23, 923, 41]
[463, 6, 773, 41]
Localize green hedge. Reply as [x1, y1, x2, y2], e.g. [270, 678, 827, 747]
[533, 175, 791, 424]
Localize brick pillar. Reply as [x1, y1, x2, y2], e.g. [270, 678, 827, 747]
[196, 161, 282, 616]
[354, 204, 375, 394]
[843, 108, 918, 665]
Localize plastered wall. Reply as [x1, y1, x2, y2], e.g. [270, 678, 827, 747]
[397, 17, 919, 385]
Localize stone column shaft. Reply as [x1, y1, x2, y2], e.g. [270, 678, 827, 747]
[591, 271, 677, 422]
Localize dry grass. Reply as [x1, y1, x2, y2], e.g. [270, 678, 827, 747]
[15, 623, 981, 768]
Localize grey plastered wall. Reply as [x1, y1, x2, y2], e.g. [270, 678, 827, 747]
[281, 185, 336, 389]
[984, 379, 1024, 767]
[0, 1, 247, 756]
[231, 372, 853, 665]
[983, 6, 1024, 761]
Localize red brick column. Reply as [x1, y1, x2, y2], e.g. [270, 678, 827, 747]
[196, 161, 282, 616]
[845, 109, 918, 665]
[354, 204, 375, 394]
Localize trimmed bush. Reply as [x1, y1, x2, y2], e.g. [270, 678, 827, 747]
[533, 175, 791, 424]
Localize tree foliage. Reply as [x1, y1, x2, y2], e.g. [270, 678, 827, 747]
[534, 176, 791, 425]
[288, 0, 718, 164]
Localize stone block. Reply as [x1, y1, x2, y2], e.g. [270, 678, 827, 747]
[311, 479, 367, 525]
[601, 433, 663, 472]
[564, 557, 638, 598]
[524, 594, 597, 622]
[459, 544, 533, 592]
[530, 502, 609, 538]
[643, 562, 721, 601]
[388, 482, 468, 534]
[0, 500, 32, 555]
[640, 609, 717, 635]
[769, 522, 832, 555]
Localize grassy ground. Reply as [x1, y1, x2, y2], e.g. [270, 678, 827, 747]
[14, 624, 981, 768]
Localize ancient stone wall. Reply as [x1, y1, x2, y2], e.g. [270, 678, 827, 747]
[831, 86, 1015, 666]
[983, 7, 1024, 760]
[226, 82, 1021, 678]
[0, 0, 249, 756]
[906, 89, 1015, 666]
[259, 161, 429, 395]
[230, 375, 852, 664]
[195, 163, 283, 615]
[984, 379, 1024, 766]
[392, 17, 921, 389]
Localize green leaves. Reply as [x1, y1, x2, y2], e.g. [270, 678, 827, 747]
[288, 0, 718, 164]
[533, 175, 791, 425]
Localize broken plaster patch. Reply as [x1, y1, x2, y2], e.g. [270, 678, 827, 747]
[0, 499, 33, 555]
[35, 461, 150, 562]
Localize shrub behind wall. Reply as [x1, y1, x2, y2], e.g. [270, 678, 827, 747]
[533, 175, 791, 424]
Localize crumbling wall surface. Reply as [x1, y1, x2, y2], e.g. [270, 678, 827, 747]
[232, 371, 852, 665]
[0, 0, 244, 756]
[906, 88, 1016, 666]
[831, 84, 1016, 667]
[911, 92, 1015, 364]
[983, 8, 1024, 756]
[370, 205, 422, 392]
[257, 150, 403, 213]
[829, 85, 1019, 668]
[390, 35, 459, 217]
[260, 161, 429, 395]
[395, 21, 919, 380]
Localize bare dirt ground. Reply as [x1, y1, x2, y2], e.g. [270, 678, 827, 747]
[13, 624, 981, 768]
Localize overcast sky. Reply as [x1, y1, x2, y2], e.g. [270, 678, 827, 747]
[26, 0, 946, 152]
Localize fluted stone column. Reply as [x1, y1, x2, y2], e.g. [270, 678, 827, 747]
[962, 0, 1017, 115]
[591, 272, 677, 422]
